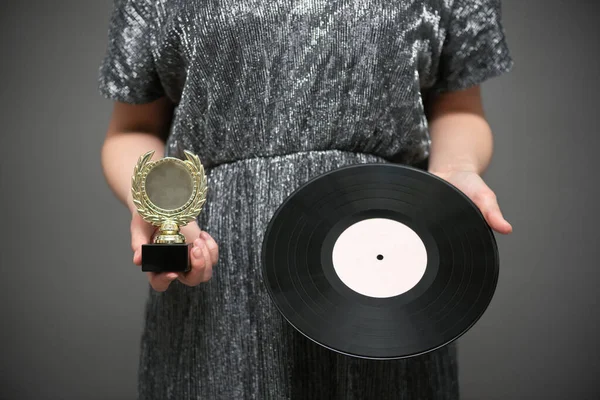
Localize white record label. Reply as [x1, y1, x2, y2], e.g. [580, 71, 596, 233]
[331, 218, 428, 298]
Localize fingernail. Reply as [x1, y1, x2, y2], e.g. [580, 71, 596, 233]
[193, 247, 203, 258]
[167, 273, 178, 280]
[200, 231, 210, 239]
[194, 239, 203, 248]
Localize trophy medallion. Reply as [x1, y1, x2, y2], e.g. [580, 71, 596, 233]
[131, 150, 208, 273]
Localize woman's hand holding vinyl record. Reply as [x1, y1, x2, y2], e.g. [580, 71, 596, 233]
[430, 169, 512, 235]
[426, 86, 512, 236]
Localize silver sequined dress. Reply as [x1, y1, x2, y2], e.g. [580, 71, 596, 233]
[98, 0, 512, 398]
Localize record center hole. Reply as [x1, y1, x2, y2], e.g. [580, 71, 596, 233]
[377, 254, 384, 261]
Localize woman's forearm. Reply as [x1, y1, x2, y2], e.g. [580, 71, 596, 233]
[101, 133, 165, 212]
[100, 99, 174, 213]
[427, 86, 494, 175]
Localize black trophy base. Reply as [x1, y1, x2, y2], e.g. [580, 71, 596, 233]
[141, 243, 191, 273]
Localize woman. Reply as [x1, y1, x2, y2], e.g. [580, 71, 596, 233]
[99, 0, 513, 398]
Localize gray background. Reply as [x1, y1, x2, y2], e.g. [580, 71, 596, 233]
[0, 1, 598, 399]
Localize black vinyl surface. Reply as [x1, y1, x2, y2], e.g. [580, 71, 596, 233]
[262, 164, 499, 360]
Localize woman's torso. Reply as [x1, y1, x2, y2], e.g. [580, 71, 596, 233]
[147, 0, 453, 167]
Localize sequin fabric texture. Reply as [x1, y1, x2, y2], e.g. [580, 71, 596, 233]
[99, 0, 512, 398]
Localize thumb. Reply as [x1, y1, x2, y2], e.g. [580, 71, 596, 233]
[181, 221, 202, 243]
[130, 213, 156, 265]
[473, 188, 513, 235]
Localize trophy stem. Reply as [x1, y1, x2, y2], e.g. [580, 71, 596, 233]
[154, 220, 186, 244]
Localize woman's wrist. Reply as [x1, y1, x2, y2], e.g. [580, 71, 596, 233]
[428, 159, 481, 176]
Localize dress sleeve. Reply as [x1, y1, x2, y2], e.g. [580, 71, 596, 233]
[98, 0, 164, 104]
[432, 0, 513, 93]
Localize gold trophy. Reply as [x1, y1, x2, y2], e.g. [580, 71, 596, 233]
[131, 150, 208, 272]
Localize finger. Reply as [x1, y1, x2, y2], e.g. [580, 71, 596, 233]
[178, 239, 212, 286]
[133, 246, 146, 266]
[476, 191, 513, 234]
[147, 272, 178, 292]
[182, 222, 202, 244]
[198, 240, 214, 281]
[200, 231, 219, 265]
[485, 208, 513, 234]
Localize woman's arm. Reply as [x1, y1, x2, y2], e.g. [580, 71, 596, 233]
[101, 98, 174, 212]
[427, 86, 492, 175]
[426, 86, 512, 234]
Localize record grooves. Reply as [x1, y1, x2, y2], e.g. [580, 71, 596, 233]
[261, 163, 499, 360]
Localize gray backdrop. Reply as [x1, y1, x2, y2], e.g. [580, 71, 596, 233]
[1, 1, 598, 399]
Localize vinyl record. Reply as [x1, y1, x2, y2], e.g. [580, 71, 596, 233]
[261, 163, 499, 360]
